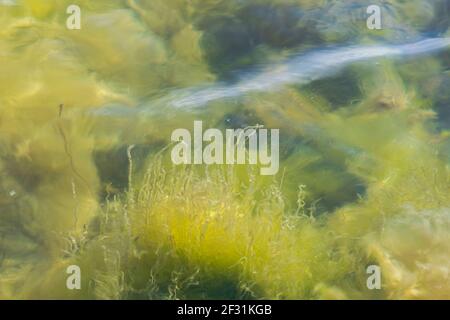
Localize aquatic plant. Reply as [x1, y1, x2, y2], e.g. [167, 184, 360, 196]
[0, 0, 449, 300]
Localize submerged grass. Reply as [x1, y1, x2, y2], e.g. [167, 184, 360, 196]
[49, 153, 351, 300]
[9, 142, 448, 299]
[0, 0, 449, 299]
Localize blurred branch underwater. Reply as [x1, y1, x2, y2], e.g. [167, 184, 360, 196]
[0, 0, 449, 299]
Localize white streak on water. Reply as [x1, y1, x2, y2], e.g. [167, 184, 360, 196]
[94, 37, 450, 117]
[0, 0, 17, 6]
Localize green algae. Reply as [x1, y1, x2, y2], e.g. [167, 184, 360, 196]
[0, 0, 449, 299]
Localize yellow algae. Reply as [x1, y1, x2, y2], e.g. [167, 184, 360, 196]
[23, 0, 56, 19]
[0, 0, 449, 300]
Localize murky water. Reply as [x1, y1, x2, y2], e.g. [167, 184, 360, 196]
[0, 0, 449, 300]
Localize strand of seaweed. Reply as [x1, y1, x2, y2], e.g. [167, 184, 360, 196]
[57, 104, 95, 202]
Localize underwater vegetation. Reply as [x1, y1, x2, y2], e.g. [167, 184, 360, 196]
[0, 0, 449, 299]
